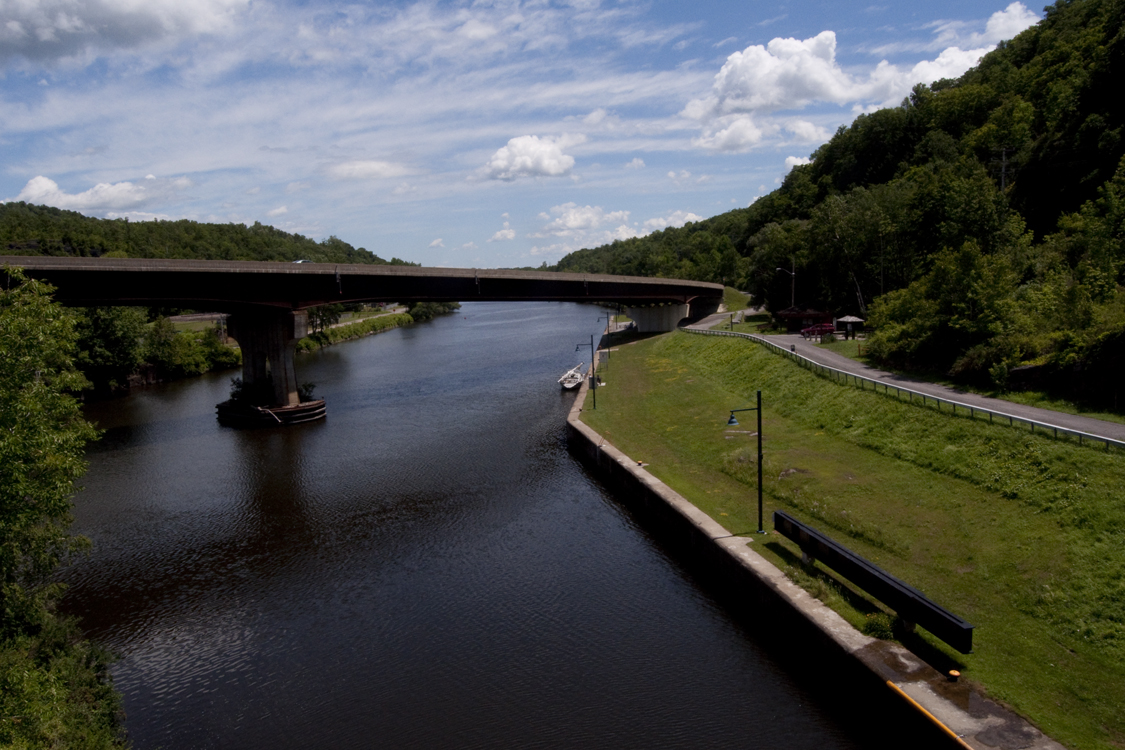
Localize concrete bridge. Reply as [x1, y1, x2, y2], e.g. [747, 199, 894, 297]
[6, 256, 722, 410]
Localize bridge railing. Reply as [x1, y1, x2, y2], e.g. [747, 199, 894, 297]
[681, 326, 1125, 453]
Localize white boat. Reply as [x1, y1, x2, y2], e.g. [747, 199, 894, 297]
[558, 364, 585, 390]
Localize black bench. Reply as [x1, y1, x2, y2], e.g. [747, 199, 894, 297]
[773, 511, 974, 653]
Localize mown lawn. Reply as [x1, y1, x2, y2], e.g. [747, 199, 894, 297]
[582, 331, 1125, 750]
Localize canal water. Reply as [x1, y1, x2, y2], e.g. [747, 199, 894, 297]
[61, 302, 939, 749]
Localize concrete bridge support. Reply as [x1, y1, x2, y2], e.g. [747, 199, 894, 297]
[625, 304, 691, 333]
[227, 310, 308, 406]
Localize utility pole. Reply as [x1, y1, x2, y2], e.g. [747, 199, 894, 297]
[776, 260, 796, 308]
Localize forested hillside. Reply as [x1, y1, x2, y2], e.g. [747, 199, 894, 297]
[0, 202, 414, 265]
[556, 0, 1125, 408]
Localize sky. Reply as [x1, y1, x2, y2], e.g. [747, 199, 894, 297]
[0, 0, 1042, 268]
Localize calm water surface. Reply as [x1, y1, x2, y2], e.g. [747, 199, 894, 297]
[61, 302, 936, 749]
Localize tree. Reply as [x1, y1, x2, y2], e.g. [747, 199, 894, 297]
[74, 306, 147, 391]
[0, 268, 123, 747]
[308, 303, 344, 334]
[0, 270, 97, 626]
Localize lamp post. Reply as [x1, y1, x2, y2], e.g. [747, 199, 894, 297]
[576, 335, 596, 409]
[598, 309, 613, 364]
[776, 261, 796, 308]
[726, 389, 765, 533]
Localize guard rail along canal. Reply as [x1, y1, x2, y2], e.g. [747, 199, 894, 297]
[773, 511, 974, 654]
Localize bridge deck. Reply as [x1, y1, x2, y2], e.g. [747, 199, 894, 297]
[3, 256, 723, 312]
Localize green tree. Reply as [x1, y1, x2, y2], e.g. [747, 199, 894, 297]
[0, 270, 98, 620]
[0, 268, 123, 747]
[74, 306, 147, 391]
[308, 303, 344, 334]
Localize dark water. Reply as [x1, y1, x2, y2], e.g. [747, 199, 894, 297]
[61, 302, 936, 749]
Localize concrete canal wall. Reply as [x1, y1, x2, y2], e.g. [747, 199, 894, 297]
[565, 374, 1063, 750]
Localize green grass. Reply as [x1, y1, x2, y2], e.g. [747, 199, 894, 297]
[170, 319, 220, 333]
[722, 286, 752, 311]
[582, 331, 1125, 750]
[709, 311, 774, 333]
[296, 312, 413, 353]
[810, 338, 1125, 426]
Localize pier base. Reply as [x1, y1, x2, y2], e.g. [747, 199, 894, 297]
[218, 309, 325, 426]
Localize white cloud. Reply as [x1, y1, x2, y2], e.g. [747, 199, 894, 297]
[785, 156, 812, 170]
[692, 115, 765, 152]
[483, 134, 586, 181]
[684, 31, 854, 117]
[784, 119, 830, 143]
[625, 157, 645, 169]
[642, 210, 704, 232]
[530, 202, 642, 252]
[327, 160, 414, 180]
[907, 45, 993, 84]
[429, 238, 444, 247]
[683, 6, 1039, 155]
[583, 108, 608, 125]
[928, 2, 1039, 50]
[267, 205, 288, 216]
[0, 0, 250, 63]
[10, 175, 149, 210]
[979, 2, 1040, 43]
[489, 221, 516, 241]
[538, 203, 630, 235]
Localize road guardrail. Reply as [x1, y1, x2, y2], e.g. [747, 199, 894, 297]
[682, 326, 1125, 452]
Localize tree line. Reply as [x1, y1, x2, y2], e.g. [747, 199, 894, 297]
[0, 201, 416, 266]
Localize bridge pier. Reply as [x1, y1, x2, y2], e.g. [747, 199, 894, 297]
[227, 310, 308, 407]
[625, 304, 690, 332]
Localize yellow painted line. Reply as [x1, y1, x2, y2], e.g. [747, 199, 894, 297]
[886, 680, 975, 750]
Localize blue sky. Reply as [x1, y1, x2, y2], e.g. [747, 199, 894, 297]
[1, 0, 1040, 267]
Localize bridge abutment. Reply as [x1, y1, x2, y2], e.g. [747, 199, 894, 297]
[625, 304, 690, 332]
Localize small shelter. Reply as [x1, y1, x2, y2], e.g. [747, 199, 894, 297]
[774, 306, 833, 333]
[836, 315, 865, 339]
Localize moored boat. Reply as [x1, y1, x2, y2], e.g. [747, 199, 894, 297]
[558, 364, 585, 390]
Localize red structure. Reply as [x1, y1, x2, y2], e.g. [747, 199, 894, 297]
[774, 305, 833, 333]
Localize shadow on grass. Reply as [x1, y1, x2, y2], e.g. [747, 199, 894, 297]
[764, 540, 967, 673]
[764, 540, 885, 617]
[599, 329, 665, 349]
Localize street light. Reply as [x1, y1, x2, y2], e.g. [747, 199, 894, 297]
[776, 261, 796, 308]
[726, 389, 765, 534]
[576, 335, 597, 409]
[597, 309, 613, 364]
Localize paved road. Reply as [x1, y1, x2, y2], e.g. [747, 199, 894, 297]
[687, 313, 1125, 444]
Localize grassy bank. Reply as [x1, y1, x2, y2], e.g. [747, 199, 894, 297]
[581, 331, 1125, 750]
[812, 337, 1125, 427]
[722, 287, 751, 311]
[296, 313, 413, 353]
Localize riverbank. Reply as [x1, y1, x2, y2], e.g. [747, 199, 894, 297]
[575, 330, 1125, 750]
[295, 312, 413, 353]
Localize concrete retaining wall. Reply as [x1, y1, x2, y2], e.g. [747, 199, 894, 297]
[565, 374, 1063, 750]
